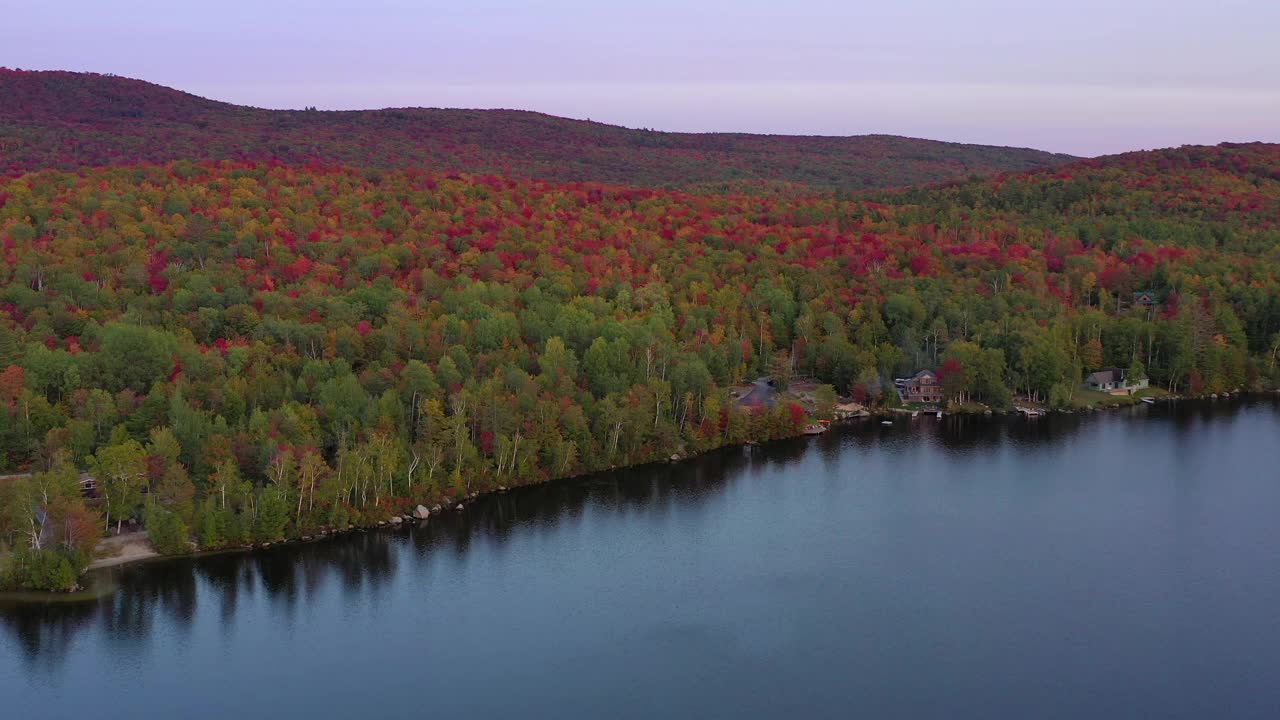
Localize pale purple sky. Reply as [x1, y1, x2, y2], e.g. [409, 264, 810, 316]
[9, 0, 1279, 156]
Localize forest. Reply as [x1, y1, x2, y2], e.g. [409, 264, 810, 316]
[0, 69, 1073, 192]
[1, 77, 1278, 592]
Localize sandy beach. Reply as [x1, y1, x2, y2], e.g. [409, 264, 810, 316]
[89, 532, 159, 570]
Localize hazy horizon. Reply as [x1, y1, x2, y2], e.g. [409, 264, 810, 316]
[10, 0, 1280, 157]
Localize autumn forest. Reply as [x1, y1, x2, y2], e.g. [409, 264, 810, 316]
[1, 70, 1278, 592]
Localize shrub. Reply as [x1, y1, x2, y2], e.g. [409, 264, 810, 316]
[144, 506, 190, 555]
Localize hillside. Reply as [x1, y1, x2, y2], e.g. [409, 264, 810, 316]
[0, 69, 1075, 191]
[2, 137, 1278, 588]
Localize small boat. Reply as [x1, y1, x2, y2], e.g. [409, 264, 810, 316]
[935, 411, 943, 418]
[803, 424, 827, 435]
[1140, 397, 1155, 404]
[880, 420, 894, 426]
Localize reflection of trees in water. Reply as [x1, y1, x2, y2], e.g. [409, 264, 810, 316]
[2, 534, 400, 674]
[326, 532, 397, 595]
[196, 532, 400, 614]
[98, 561, 198, 656]
[0, 598, 97, 674]
[435, 446, 756, 553]
[194, 554, 253, 627]
[1169, 396, 1269, 435]
[740, 438, 808, 473]
[831, 412, 1092, 455]
[0, 561, 199, 676]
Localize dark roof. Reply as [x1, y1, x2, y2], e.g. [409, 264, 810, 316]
[912, 369, 937, 380]
[1086, 368, 1123, 384]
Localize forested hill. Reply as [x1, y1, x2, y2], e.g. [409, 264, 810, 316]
[0, 69, 1075, 192]
[882, 141, 1280, 218]
[1, 135, 1278, 589]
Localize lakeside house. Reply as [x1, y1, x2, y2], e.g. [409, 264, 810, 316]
[1085, 368, 1149, 395]
[900, 369, 943, 404]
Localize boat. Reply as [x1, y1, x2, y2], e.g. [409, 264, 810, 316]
[880, 420, 894, 426]
[803, 424, 827, 435]
[935, 410, 943, 418]
[1140, 397, 1155, 404]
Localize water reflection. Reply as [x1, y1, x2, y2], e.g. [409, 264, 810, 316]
[0, 598, 97, 672]
[100, 562, 198, 653]
[2, 396, 1274, 678]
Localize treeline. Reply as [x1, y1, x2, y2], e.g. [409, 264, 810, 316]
[1, 143, 1279, 589]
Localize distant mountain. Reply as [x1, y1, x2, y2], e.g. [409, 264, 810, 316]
[0, 69, 1075, 191]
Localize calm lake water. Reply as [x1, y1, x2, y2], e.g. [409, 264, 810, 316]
[4, 398, 1280, 719]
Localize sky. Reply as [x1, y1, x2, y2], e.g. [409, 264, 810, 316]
[7, 0, 1280, 156]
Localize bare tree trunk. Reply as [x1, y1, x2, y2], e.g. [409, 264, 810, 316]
[609, 421, 623, 457]
[758, 315, 766, 362]
[504, 430, 514, 476]
[407, 451, 420, 490]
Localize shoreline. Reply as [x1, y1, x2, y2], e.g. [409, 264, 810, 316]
[903, 387, 1269, 418]
[5, 390, 1275, 602]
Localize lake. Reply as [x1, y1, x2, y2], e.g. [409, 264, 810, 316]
[4, 398, 1280, 719]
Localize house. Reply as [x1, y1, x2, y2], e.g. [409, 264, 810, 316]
[903, 369, 943, 404]
[1085, 368, 1149, 395]
[1134, 290, 1157, 306]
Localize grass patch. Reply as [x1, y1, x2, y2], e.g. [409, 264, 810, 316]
[1070, 388, 1143, 409]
